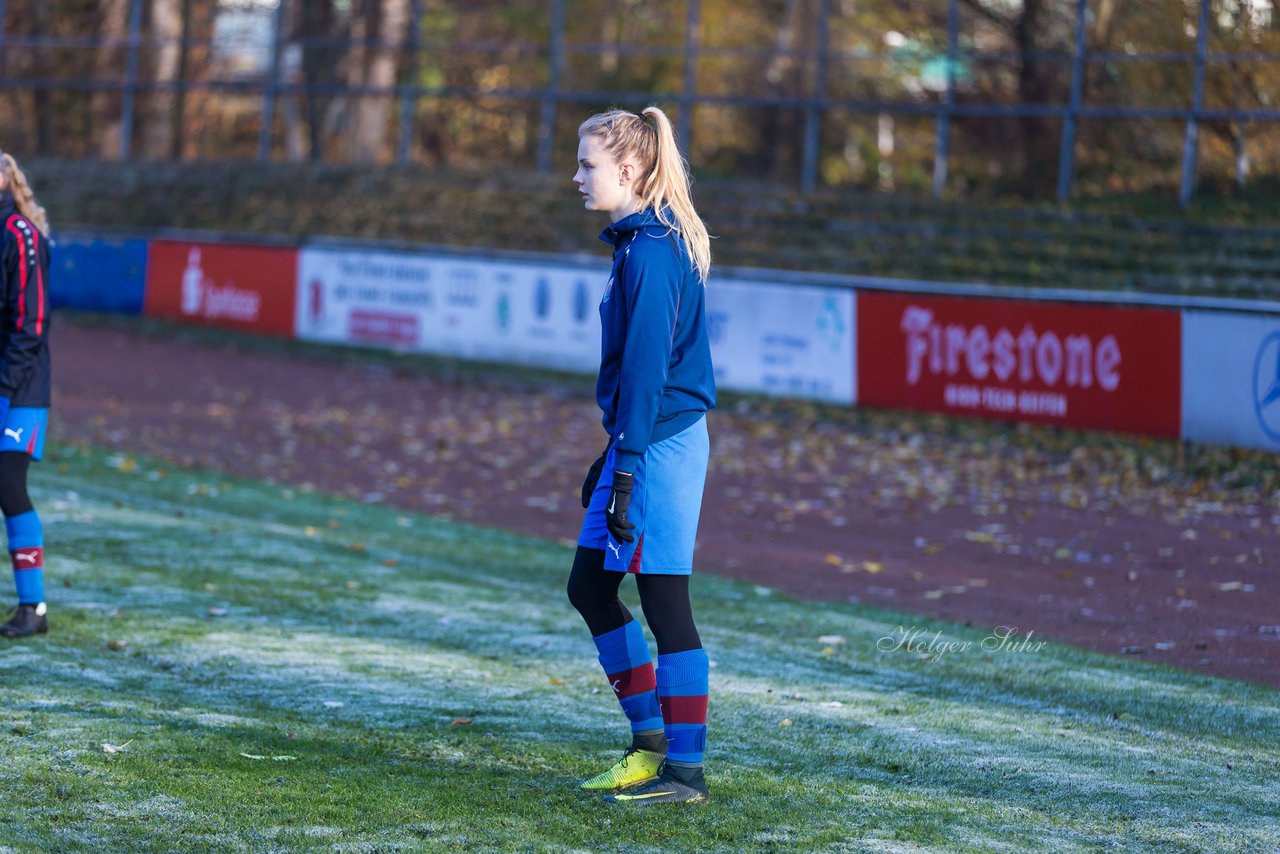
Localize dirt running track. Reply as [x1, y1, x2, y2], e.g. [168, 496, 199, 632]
[49, 319, 1279, 688]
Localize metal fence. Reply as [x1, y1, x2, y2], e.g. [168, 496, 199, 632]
[1, 0, 1276, 205]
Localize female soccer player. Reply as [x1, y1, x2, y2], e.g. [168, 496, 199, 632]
[566, 107, 716, 805]
[0, 150, 53, 638]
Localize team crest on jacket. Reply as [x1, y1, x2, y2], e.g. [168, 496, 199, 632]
[602, 276, 614, 304]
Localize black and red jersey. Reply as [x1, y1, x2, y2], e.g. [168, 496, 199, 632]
[0, 192, 51, 408]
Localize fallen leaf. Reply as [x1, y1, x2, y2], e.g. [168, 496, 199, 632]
[101, 741, 132, 754]
[451, 718, 473, 726]
[240, 752, 298, 761]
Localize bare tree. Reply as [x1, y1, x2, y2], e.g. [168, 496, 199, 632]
[347, 0, 411, 163]
[142, 0, 183, 158]
[92, 0, 130, 158]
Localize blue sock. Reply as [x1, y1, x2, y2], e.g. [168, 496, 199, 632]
[7, 510, 44, 604]
[656, 648, 709, 766]
[592, 620, 663, 734]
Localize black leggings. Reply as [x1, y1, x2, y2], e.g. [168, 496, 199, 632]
[566, 546, 702, 655]
[0, 452, 33, 518]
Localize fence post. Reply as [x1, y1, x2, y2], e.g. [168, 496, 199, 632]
[119, 0, 144, 160]
[678, 0, 701, 156]
[1179, 0, 1210, 208]
[397, 0, 425, 166]
[931, 0, 960, 198]
[1056, 0, 1088, 202]
[800, 0, 830, 193]
[257, 0, 288, 163]
[536, 0, 566, 173]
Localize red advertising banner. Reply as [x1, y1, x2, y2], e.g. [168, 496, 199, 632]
[857, 291, 1182, 436]
[145, 240, 299, 337]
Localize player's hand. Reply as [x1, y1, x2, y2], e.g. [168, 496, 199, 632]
[605, 471, 636, 543]
[581, 445, 610, 508]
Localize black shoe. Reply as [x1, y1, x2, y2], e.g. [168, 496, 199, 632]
[0, 603, 48, 638]
[605, 762, 709, 805]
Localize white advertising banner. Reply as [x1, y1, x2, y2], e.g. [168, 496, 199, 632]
[296, 247, 604, 372]
[297, 247, 857, 403]
[1182, 310, 1280, 451]
[706, 279, 856, 404]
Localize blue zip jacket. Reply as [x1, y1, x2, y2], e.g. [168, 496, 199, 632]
[597, 207, 716, 474]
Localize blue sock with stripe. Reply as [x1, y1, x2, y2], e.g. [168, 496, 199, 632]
[656, 648, 709, 766]
[6, 510, 45, 604]
[592, 619, 664, 736]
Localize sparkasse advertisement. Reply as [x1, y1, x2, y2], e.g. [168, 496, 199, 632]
[145, 240, 299, 337]
[856, 291, 1182, 436]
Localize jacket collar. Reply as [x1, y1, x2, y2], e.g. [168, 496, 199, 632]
[0, 192, 15, 220]
[599, 206, 666, 249]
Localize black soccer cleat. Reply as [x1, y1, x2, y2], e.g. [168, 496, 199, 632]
[605, 762, 709, 805]
[0, 603, 48, 638]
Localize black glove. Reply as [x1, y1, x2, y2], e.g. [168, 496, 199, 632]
[581, 443, 612, 508]
[605, 471, 636, 543]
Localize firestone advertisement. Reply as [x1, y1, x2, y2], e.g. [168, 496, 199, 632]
[857, 291, 1182, 437]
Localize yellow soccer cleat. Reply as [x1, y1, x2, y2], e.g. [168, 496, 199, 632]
[579, 748, 665, 792]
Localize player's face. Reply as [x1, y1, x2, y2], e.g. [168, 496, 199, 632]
[573, 135, 635, 222]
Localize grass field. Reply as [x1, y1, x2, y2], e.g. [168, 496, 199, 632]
[1, 443, 1277, 853]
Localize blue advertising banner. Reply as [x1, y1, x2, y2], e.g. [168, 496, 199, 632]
[51, 234, 148, 315]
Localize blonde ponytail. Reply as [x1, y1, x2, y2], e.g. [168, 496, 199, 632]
[578, 106, 712, 283]
[0, 152, 50, 236]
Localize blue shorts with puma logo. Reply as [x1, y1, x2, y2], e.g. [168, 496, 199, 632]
[578, 416, 708, 575]
[1, 407, 49, 460]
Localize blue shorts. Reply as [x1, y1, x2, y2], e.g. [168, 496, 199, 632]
[579, 416, 709, 575]
[1, 408, 48, 461]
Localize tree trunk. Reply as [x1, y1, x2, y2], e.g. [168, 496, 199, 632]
[1013, 0, 1059, 192]
[301, 0, 340, 162]
[31, 0, 54, 151]
[93, 0, 130, 158]
[758, 0, 803, 178]
[143, 0, 182, 158]
[350, 0, 409, 163]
